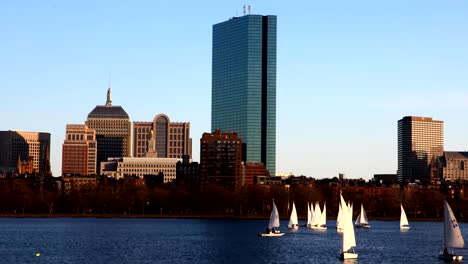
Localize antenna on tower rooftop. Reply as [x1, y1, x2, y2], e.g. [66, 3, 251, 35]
[243, 4, 246, 15]
[248, 4, 251, 14]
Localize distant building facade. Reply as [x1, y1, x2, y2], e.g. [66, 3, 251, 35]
[85, 88, 131, 173]
[200, 130, 243, 187]
[62, 175, 97, 191]
[211, 14, 277, 176]
[0, 131, 50, 175]
[176, 155, 199, 186]
[133, 114, 192, 159]
[62, 124, 97, 176]
[373, 174, 398, 185]
[100, 157, 181, 183]
[397, 116, 443, 182]
[438, 151, 468, 182]
[243, 162, 270, 186]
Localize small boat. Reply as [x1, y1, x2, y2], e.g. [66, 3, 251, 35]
[438, 200, 464, 262]
[288, 201, 299, 230]
[259, 199, 285, 237]
[355, 203, 370, 228]
[339, 193, 358, 260]
[310, 202, 327, 230]
[400, 204, 410, 230]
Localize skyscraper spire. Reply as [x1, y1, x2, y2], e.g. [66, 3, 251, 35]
[106, 87, 112, 106]
[106, 73, 112, 106]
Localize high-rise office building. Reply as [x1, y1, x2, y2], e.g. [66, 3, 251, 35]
[133, 114, 192, 159]
[398, 116, 444, 182]
[62, 124, 97, 176]
[86, 88, 131, 173]
[211, 14, 277, 176]
[0, 131, 51, 175]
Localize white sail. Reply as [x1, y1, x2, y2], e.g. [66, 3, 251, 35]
[337, 201, 342, 230]
[288, 202, 299, 228]
[360, 203, 369, 224]
[307, 202, 311, 226]
[310, 202, 315, 224]
[321, 203, 327, 226]
[355, 214, 361, 225]
[444, 200, 465, 248]
[400, 204, 409, 227]
[342, 194, 357, 252]
[311, 202, 321, 226]
[268, 200, 280, 229]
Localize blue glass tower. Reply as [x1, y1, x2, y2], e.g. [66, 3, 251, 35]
[211, 15, 277, 176]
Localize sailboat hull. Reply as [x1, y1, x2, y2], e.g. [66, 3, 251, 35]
[310, 225, 327, 230]
[355, 224, 370, 228]
[340, 252, 358, 260]
[438, 253, 463, 262]
[258, 232, 285, 237]
[288, 225, 299, 230]
[400, 225, 410, 230]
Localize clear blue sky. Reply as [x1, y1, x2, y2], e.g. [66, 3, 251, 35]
[1, 1, 468, 179]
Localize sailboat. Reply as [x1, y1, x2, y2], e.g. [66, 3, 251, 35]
[400, 204, 410, 230]
[439, 200, 464, 261]
[259, 199, 285, 237]
[339, 194, 358, 260]
[288, 201, 299, 230]
[337, 199, 343, 233]
[310, 202, 327, 230]
[355, 203, 370, 228]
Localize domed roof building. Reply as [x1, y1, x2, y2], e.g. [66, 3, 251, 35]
[85, 88, 131, 173]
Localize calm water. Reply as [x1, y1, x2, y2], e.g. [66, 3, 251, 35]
[0, 218, 462, 263]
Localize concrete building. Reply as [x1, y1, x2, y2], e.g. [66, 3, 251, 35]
[200, 130, 243, 187]
[211, 14, 277, 176]
[86, 88, 131, 173]
[397, 116, 443, 183]
[438, 151, 468, 182]
[62, 124, 97, 176]
[100, 157, 181, 183]
[0, 131, 51, 175]
[133, 114, 192, 159]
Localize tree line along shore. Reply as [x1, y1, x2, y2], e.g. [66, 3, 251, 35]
[1, 175, 466, 222]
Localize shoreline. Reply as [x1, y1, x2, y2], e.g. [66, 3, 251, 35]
[0, 213, 445, 222]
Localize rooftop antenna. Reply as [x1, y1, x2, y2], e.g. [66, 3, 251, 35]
[106, 72, 112, 106]
[243, 4, 246, 15]
[248, 4, 251, 15]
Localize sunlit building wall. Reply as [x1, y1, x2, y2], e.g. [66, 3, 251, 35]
[397, 116, 443, 182]
[0, 131, 50, 174]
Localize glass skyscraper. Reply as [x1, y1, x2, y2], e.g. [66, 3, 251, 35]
[211, 14, 277, 176]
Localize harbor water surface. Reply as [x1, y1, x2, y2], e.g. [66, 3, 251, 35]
[0, 218, 460, 263]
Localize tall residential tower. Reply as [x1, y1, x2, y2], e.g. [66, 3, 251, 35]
[397, 116, 444, 182]
[211, 14, 277, 176]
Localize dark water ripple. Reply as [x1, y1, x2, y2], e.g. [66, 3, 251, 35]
[0, 218, 460, 263]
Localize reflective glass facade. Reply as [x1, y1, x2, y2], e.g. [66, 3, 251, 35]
[211, 15, 276, 176]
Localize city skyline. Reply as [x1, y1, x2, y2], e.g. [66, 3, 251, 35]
[2, 1, 468, 178]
